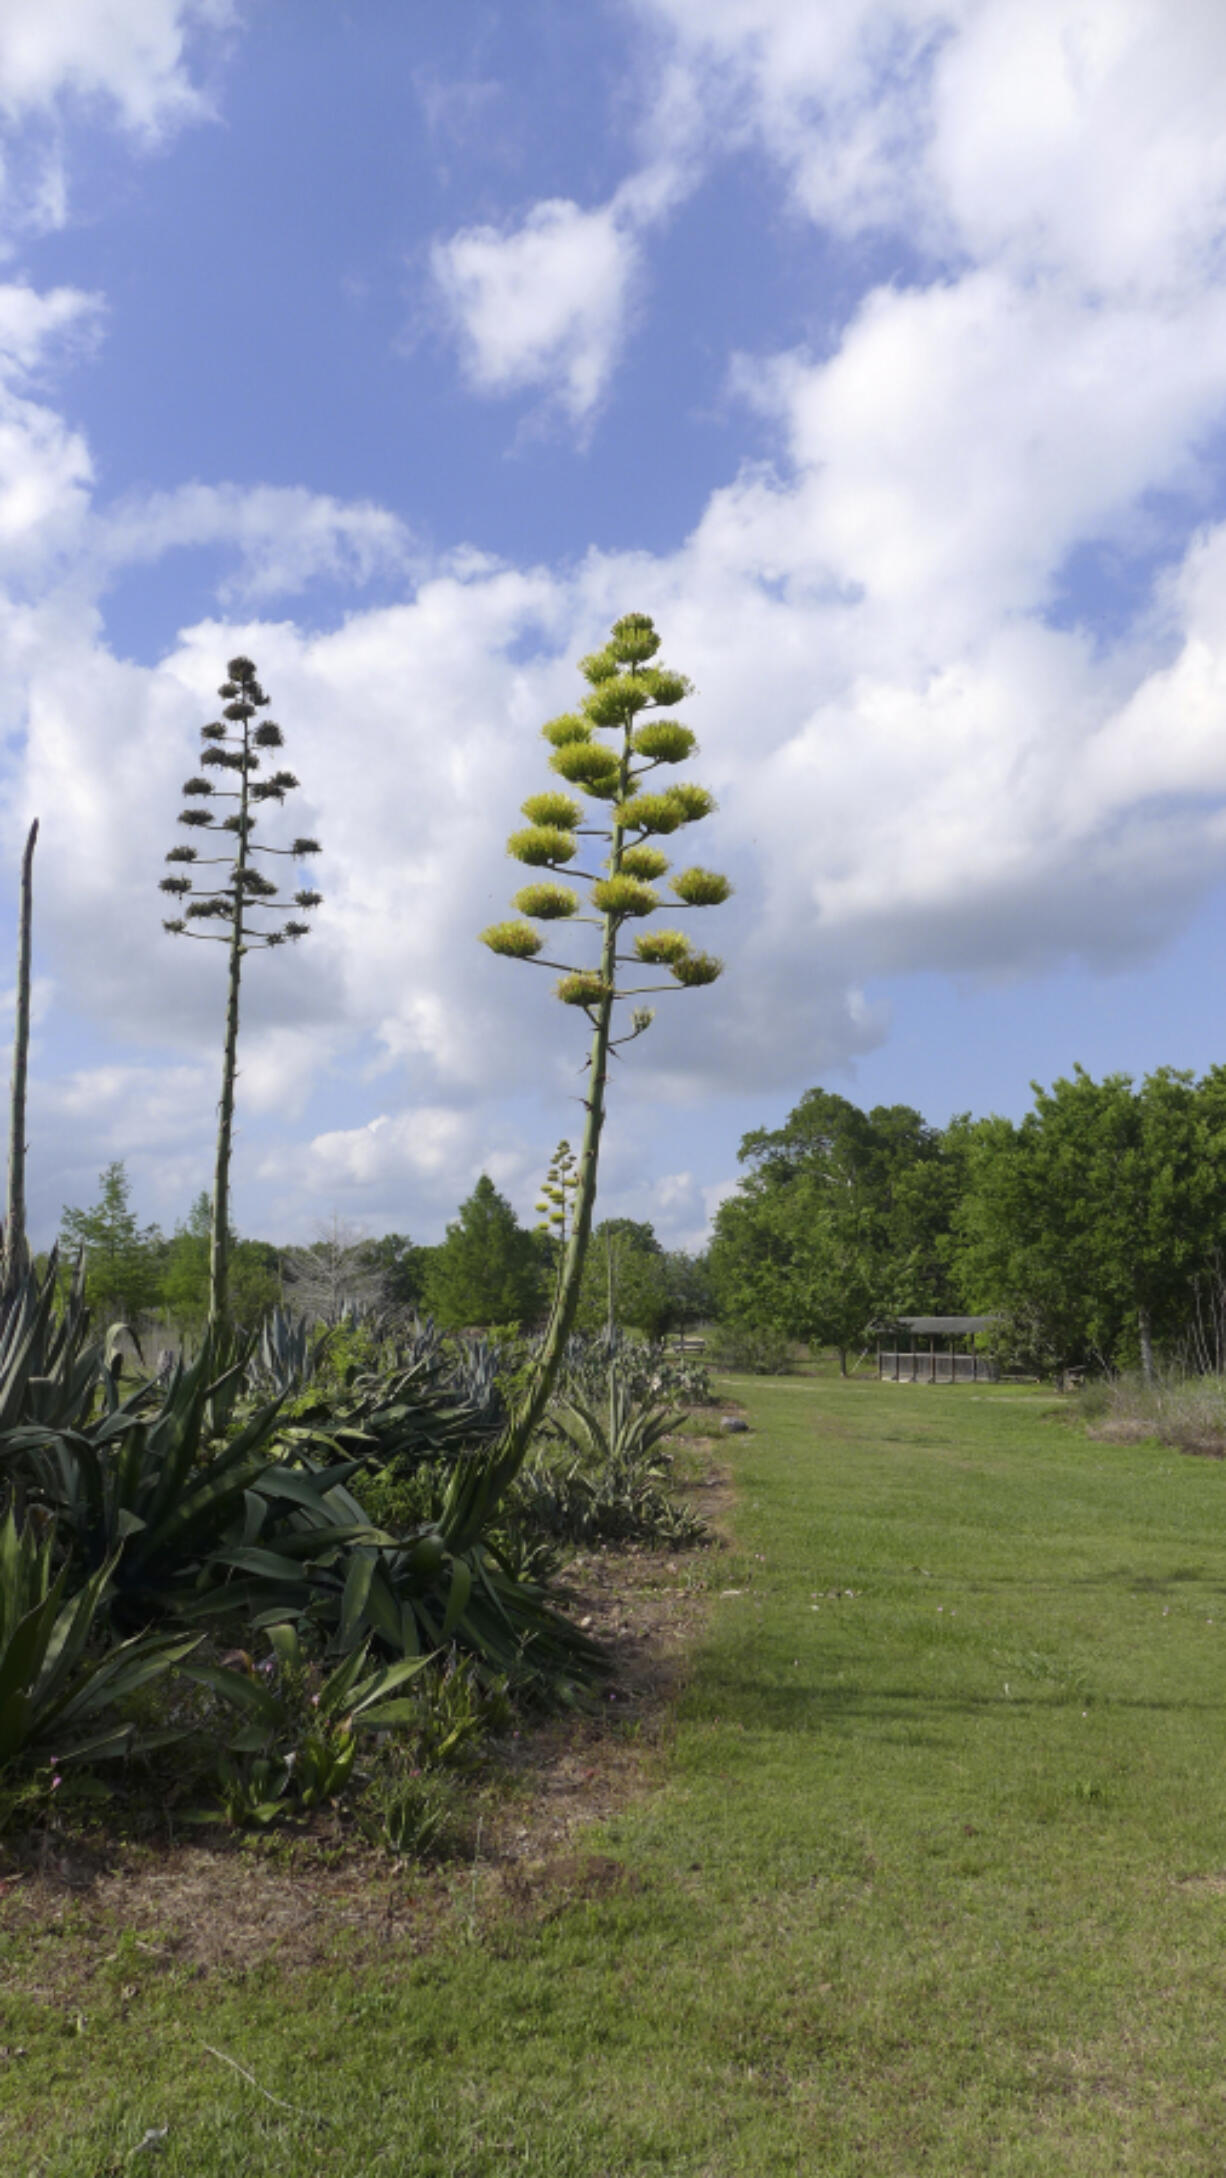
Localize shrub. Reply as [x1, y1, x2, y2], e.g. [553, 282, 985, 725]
[704, 1323, 794, 1374]
[1081, 1369, 1226, 1456]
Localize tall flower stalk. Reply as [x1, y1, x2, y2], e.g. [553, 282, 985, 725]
[446, 611, 728, 1545]
[3, 818, 38, 1304]
[159, 656, 321, 1328]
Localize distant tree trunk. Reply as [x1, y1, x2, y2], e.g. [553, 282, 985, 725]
[1138, 1303, 1155, 1386]
[3, 819, 38, 1302]
[836, 1345, 848, 1377]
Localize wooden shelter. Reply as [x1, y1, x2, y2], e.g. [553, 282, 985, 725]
[876, 1315, 999, 1383]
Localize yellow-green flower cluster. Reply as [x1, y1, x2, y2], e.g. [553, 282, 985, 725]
[479, 612, 730, 1016]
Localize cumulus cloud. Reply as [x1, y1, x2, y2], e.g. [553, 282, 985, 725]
[431, 197, 645, 423]
[637, 0, 1226, 294]
[13, 0, 1226, 1247]
[0, 0, 231, 135]
[95, 483, 415, 604]
[0, 0, 233, 242]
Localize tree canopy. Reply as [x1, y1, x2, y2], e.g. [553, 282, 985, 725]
[422, 1175, 545, 1331]
[710, 1089, 961, 1370]
[59, 1162, 164, 1324]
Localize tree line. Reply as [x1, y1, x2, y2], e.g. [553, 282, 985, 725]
[709, 1067, 1226, 1379]
[55, 1162, 712, 1343]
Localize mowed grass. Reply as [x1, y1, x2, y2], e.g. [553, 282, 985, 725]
[7, 1377, 1226, 2175]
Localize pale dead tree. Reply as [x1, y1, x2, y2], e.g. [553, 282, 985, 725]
[280, 1215, 383, 1325]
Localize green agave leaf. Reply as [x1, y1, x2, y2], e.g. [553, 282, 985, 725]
[441, 1556, 473, 1640]
[53, 1634, 199, 1723]
[179, 1661, 281, 1726]
[315, 1642, 370, 1721]
[339, 1548, 376, 1652]
[352, 1698, 420, 1730]
[346, 1654, 430, 1717]
[49, 1721, 137, 1767]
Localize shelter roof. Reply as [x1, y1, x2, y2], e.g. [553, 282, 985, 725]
[880, 1315, 999, 1336]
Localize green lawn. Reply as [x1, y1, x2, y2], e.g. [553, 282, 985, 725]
[7, 1376, 1226, 2175]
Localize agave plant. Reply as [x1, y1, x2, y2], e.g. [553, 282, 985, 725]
[245, 1305, 332, 1399]
[548, 1372, 688, 1471]
[0, 1512, 198, 1771]
[7, 1331, 389, 1631]
[0, 1254, 98, 1440]
[183, 1621, 431, 1824]
[514, 1370, 705, 1547]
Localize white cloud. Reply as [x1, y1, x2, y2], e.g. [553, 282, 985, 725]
[0, 0, 233, 244]
[431, 197, 645, 423]
[0, 0, 232, 135]
[13, 0, 1226, 1246]
[95, 482, 415, 604]
[639, 0, 1226, 297]
[0, 282, 103, 376]
[0, 286, 98, 580]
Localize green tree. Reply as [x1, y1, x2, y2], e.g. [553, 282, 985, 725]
[229, 1238, 282, 1326]
[360, 1232, 428, 1312]
[423, 1176, 543, 1330]
[455, 611, 728, 1542]
[161, 1194, 282, 1331]
[59, 1162, 163, 1324]
[954, 1067, 1226, 1379]
[575, 1219, 674, 1340]
[159, 654, 322, 1329]
[160, 1190, 212, 1326]
[710, 1089, 961, 1372]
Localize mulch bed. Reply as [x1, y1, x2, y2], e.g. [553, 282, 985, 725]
[0, 1449, 733, 1998]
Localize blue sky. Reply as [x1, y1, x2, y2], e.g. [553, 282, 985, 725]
[3, 0, 1226, 1252]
